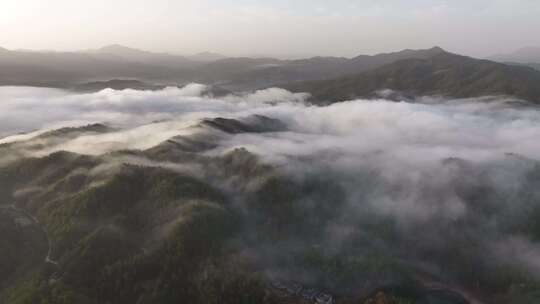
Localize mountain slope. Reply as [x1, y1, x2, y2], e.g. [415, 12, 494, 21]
[286, 52, 540, 104]
[209, 47, 448, 90]
[489, 46, 540, 64]
[346, 46, 447, 72]
[3, 114, 540, 303]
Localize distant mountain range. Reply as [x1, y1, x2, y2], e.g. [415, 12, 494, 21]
[215, 47, 448, 90]
[489, 46, 540, 64]
[84, 44, 200, 67]
[527, 62, 540, 70]
[85, 44, 228, 65]
[2, 45, 540, 104]
[0, 44, 232, 88]
[0, 44, 457, 90]
[285, 50, 540, 104]
[188, 51, 229, 62]
[502, 62, 540, 72]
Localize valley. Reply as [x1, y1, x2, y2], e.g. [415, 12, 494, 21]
[2, 90, 540, 303]
[3, 1, 540, 303]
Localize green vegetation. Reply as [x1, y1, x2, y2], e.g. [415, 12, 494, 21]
[3, 125, 540, 304]
[0, 148, 278, 303]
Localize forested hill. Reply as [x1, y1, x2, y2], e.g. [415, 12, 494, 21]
[285, 51, 540, 105]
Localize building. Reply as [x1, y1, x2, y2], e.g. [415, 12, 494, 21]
[315, 293, 334, 304]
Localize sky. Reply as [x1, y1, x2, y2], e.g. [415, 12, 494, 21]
[1, 0, 539, 58]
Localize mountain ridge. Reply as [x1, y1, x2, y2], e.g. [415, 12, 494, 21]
[285, 51, 540, 104]
[0, 45, 461, 90]
[2, 113, 540, 303]
[2, 45, 539, 102]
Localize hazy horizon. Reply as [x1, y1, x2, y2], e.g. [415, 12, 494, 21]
[2, 0, 540, 58]
[0, 43, 454, 60]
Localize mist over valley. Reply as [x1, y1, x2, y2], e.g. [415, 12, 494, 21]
[2, 83, 540, 303]
[3, 1, 540, 303]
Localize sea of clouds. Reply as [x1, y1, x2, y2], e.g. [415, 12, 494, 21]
[1, 84, 540, 164]
[3, 84, 540, 298]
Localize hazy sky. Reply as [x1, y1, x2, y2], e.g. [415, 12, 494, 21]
[1, 0, 539, 57]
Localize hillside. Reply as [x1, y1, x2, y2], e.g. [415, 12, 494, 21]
[209, 47, 448, 90]
[285, 52, 540, 104]
[1, 110, 540, 303]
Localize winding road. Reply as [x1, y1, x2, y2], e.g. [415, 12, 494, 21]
[8, 204, 58, 266]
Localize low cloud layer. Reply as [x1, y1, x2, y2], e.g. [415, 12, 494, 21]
[2, 85, 540, 163]
[3, 85, 540, 299]
[0, 85, 304, 138]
